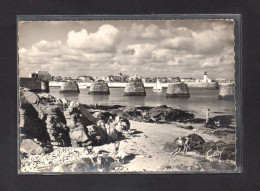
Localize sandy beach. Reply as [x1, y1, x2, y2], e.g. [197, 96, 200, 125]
[20, 119, 236, 173]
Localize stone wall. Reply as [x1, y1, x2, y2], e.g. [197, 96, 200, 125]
[186, 82, 219, 89]
[124, 82, 146, 96]
[20, 78, 50, 92]
[89, 82, 110, 95]
[59, 82, 80, 93]
[218, 83, 235, 100]
[166, 82, 190, 98]
[20, 78, 42, 92]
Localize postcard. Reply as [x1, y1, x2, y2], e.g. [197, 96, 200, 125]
[18, 15, 241, 174]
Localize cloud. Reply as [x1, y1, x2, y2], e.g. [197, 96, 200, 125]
[122, 48, 135, 55]
[67, 24, 119, 53]
[19, 20, 235, 79]
[129, 23, 171, 40]
[19, 39, 116, 77]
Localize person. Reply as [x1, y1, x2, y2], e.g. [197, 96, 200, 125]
[206, 109, 210, 123]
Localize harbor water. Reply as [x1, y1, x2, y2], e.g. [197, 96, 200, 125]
[49, 87, 235, 118]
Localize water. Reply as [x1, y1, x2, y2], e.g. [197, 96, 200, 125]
[49, 87, 235, 118]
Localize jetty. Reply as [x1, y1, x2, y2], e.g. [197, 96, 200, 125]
[218, 83, 235, 100]
[88, 80, 110, 95]
[124, 81, 146, 96]
[166, 82, 190, 98]
[59, 81, 80, 93]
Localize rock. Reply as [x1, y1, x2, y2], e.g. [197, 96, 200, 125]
[22, 91, 40, 104]
[19, 106, 46, 139]
[86, 125, 107, 144]
[218, 143, 236, 161]
[180, 125, 194, 130]
[187, 133, 206, 150]
[198, 141, 217, 154]
[20, 139, 45, 155]
[76, 105, 97, 124]
[70, 129, 89, 143]
[120, 119, 130, 131]
[148, 105, 194, 123]
[108, 129, 119, 142]
[93, 112, 105, 120]
[206, 115, 235, 129]
[53, 158, 94, 172]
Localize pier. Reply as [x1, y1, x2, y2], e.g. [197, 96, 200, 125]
[88, 81, 110, 95]
[218, 83, 235, 100]
[124, 81, 146, 96]
[59, 82, 80, 93]
[166, 82, 190, 98]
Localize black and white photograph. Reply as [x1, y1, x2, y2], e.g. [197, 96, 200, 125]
[18, 17, 239, 173]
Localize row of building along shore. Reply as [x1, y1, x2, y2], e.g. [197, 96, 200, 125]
[20, 73, 235, 100]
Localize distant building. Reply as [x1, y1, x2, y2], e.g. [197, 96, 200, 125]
[160, 77, 168, 83]
[181, 77, 196, 82]
[195, 72, 212, 82]
[143, 77, 153, 83]
[78, 76, 94, 82]
[29, 71, 52, 81]
[169, 77, 181, 82]
[63, 77, 72, 81]
[52, 76, 62, 81]
[107, 73, 129, 82]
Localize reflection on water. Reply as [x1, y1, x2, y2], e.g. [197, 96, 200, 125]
[49, 87, 235, 118]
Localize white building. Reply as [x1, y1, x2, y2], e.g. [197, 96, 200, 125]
[195, 72, 212, 82]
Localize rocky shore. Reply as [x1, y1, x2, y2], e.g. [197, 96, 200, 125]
[19, 88, 237, 173]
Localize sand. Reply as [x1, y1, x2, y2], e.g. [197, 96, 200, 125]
[92, 120, 220, 172]
[20, 120, 236, 173]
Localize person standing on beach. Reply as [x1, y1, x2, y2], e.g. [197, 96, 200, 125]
[206, 109, 210, 123]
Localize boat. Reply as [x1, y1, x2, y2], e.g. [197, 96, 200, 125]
[153, 78, 163, 90]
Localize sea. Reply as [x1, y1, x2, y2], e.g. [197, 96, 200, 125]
[49, 87, 235, 119]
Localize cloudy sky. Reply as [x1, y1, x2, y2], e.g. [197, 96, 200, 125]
[18, 20, 235, 80]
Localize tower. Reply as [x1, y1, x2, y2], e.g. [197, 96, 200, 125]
[204, 71, 208, 82]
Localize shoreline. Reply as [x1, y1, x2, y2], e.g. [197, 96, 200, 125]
[49, 81, 219, 89]
[19, 88, 236, 173]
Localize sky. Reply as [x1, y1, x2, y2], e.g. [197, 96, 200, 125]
[18, 20, 235, 80]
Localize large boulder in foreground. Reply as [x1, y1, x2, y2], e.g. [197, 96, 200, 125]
[19, 88, 96, 149]
[20, 139, 45, 155]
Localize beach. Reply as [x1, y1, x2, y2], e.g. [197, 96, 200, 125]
[19, 88, 236, 173]
[20, 120, 236, 173]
